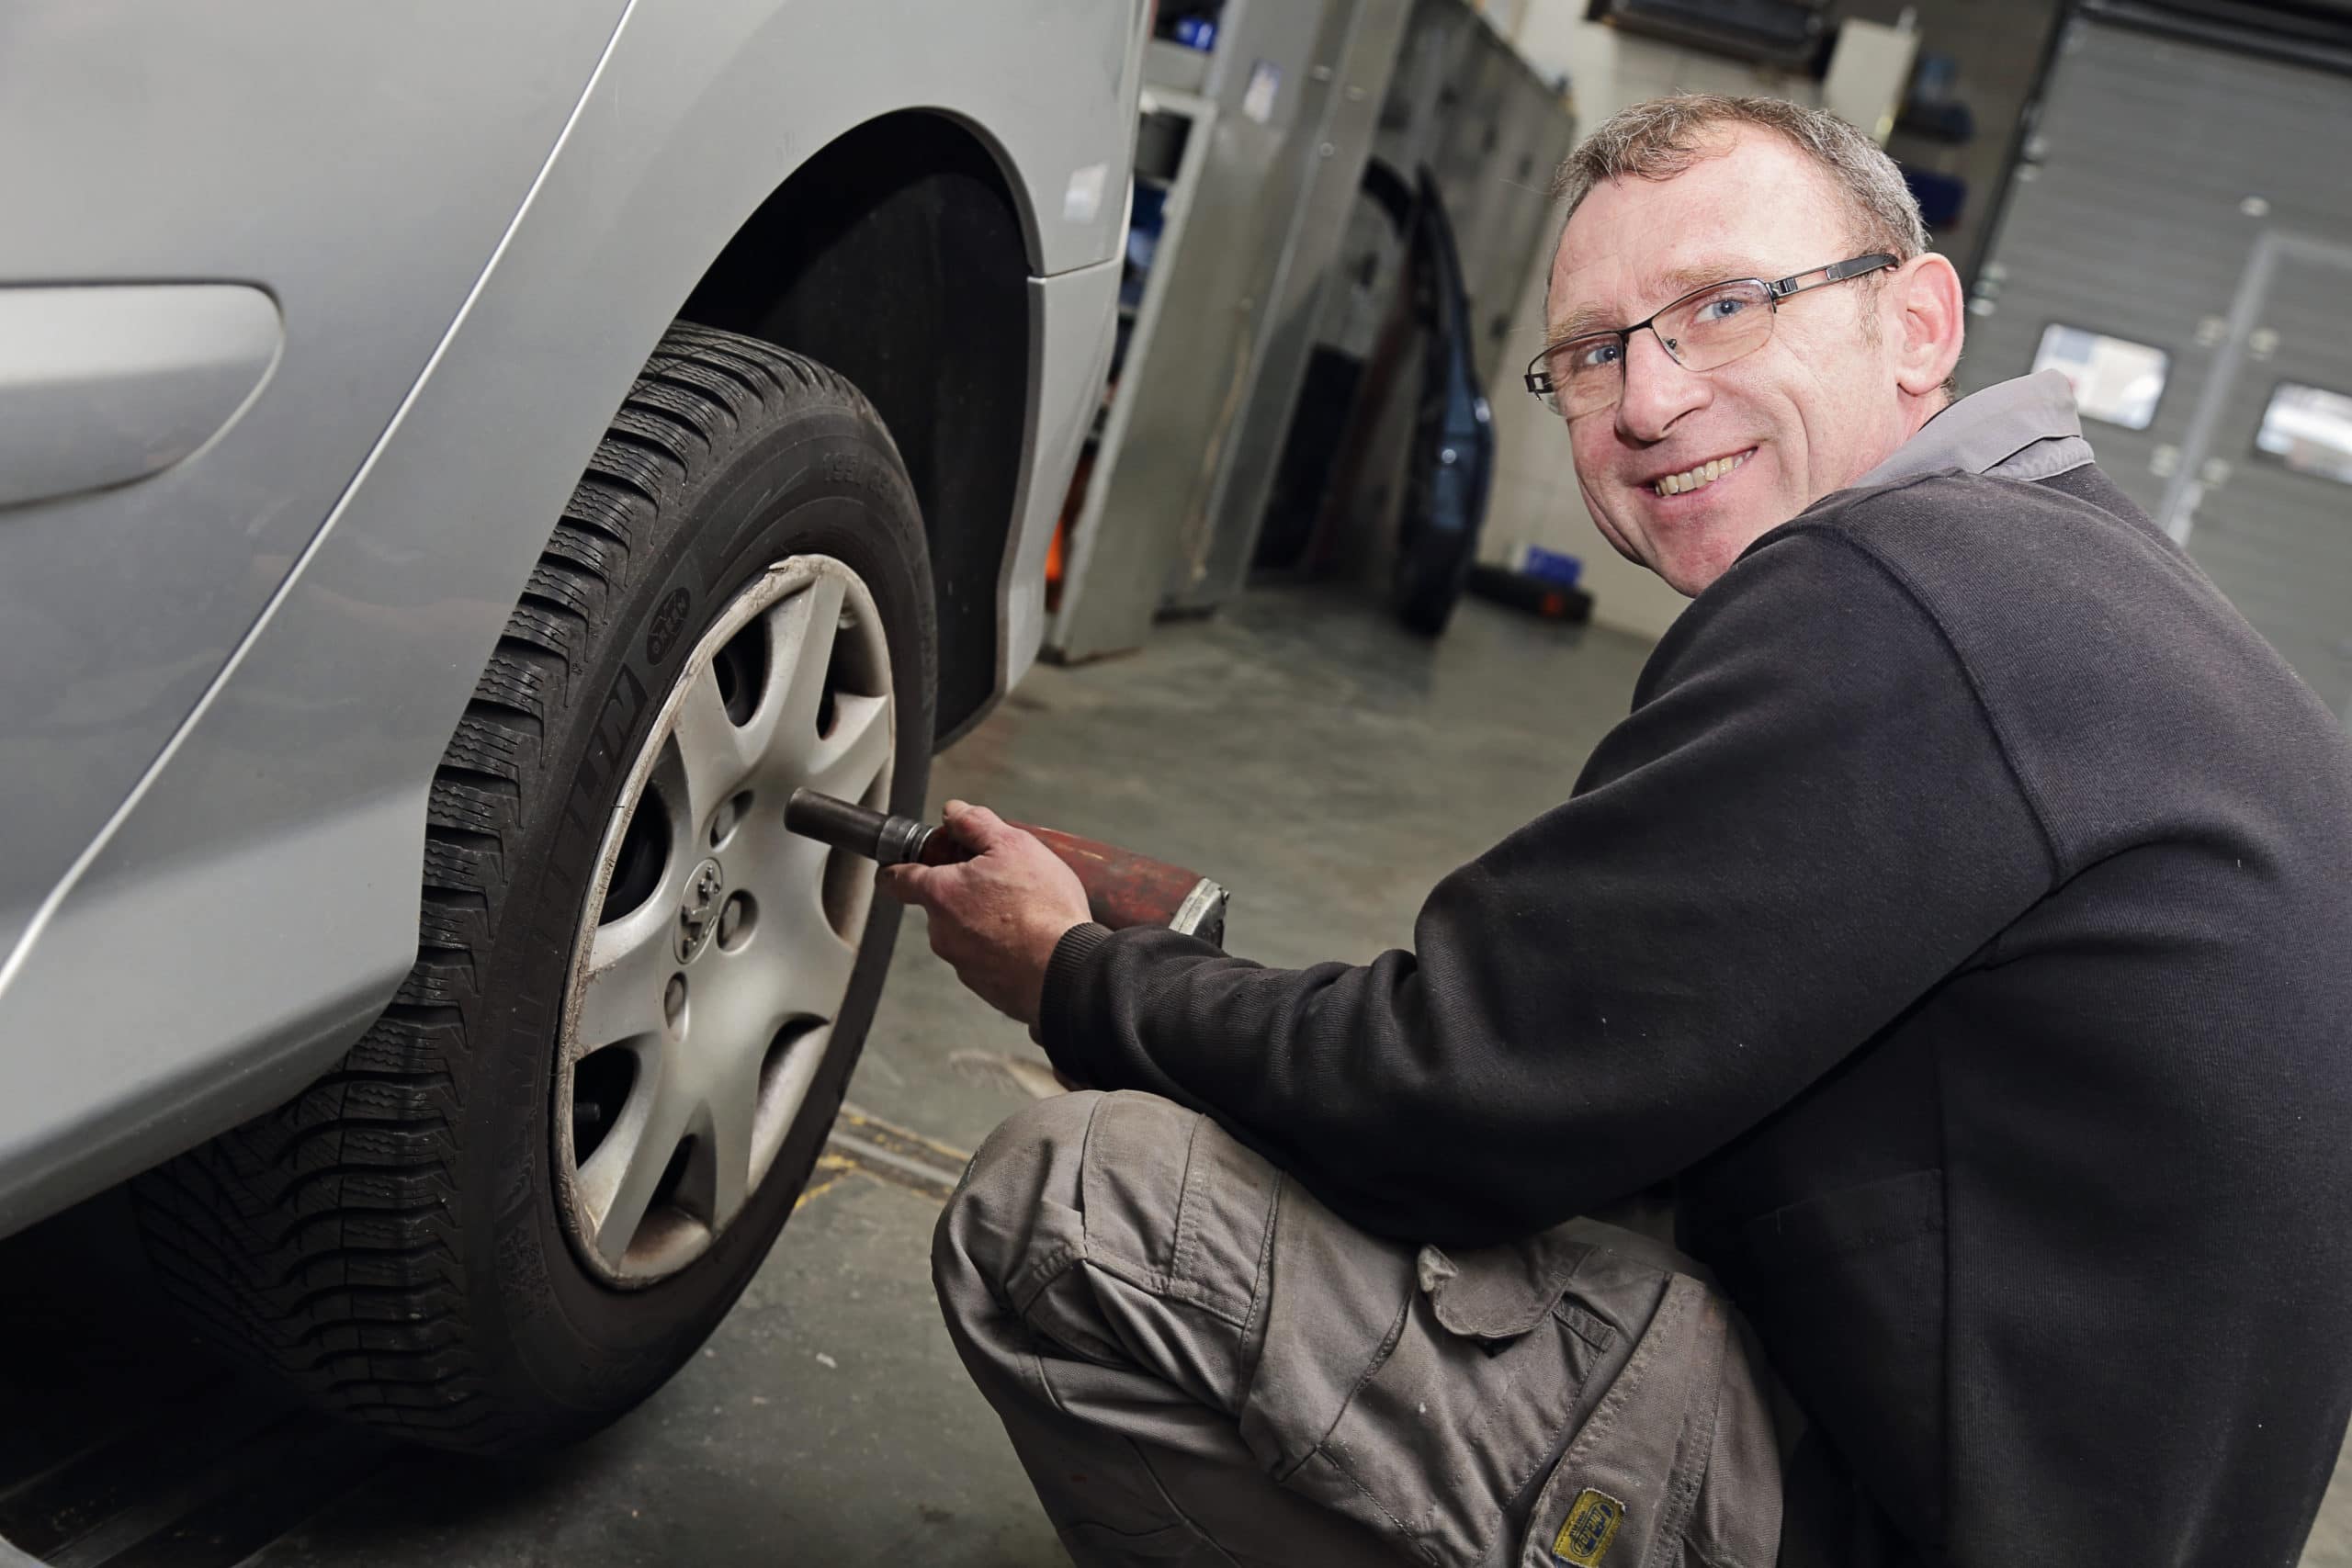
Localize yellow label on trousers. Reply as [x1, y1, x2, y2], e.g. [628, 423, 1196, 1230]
[1552, 1488, 1627, 1566]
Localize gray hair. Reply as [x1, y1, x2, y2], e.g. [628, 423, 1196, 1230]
[1555, 95, 1930, 263]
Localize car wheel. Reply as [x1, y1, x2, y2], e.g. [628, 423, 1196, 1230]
[131, 324, 935, 1452]
[1392, 450, 1459, 637]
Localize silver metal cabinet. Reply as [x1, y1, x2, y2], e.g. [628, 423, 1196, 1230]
[1963, 14, 2352, 719]
[1160, 0, 1416, 613]
[1051, 0, 1342, 661]
[1048, 85, 1223, 664]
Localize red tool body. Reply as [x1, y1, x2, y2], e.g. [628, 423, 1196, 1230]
[784, 790, 1228, 946]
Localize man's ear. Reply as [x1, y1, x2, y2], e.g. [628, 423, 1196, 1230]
[1889, 253, 1965, 397]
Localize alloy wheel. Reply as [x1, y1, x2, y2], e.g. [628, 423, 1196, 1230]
[554, 557, 894, 1286]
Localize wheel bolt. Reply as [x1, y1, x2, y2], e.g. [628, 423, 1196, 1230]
[664, 973, 687, 1024]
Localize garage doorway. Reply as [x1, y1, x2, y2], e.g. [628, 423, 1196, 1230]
[1962, 10, 2352, 723]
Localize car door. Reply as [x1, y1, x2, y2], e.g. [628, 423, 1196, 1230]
[0, 1, 629, 967]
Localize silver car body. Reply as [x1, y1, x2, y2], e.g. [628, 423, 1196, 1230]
[0, 0, 1143, 1236]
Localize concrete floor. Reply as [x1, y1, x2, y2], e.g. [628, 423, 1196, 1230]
[8, 582, 2352, 1563]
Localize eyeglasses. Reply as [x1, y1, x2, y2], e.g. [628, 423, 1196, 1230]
[1524, 254, 1897, 420]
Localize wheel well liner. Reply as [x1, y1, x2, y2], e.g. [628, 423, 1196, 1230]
[683, 110, 1033, 743]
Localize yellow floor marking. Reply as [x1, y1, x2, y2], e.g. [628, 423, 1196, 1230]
[793, 1168, 851, 1213]
[792, 1177, 844, 1213]
[836, 1100, 974, 1165]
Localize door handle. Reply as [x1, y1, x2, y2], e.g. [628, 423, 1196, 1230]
[0, 283, 280, 510]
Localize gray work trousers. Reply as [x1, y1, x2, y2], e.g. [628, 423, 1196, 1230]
[932, 1090, 1784, 1568]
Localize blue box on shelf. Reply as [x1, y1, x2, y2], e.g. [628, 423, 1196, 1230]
[1520, 546, 1583, 588]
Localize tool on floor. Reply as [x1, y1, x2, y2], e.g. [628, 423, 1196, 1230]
[785, 789, 1228, 945]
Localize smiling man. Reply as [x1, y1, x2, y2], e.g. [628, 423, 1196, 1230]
[1537, 112, 1962, 594]
[888, 97, 2352, 1567]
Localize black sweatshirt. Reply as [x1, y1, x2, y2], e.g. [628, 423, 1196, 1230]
[1037, 436, 2352, 1563]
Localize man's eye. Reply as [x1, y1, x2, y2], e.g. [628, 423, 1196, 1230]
[1700, 295, 1750, 321]
[1569, 340, 1622, 371]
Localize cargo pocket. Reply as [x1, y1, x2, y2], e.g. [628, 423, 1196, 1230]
[1513, 1271, 1784, 1568]
[1243, 1209, 1621, 1568]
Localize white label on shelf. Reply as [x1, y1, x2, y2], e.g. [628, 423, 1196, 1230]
[1243, 61, 1283, 124]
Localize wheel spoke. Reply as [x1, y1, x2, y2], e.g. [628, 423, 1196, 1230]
[668, 662, 757, 835]
[777, 902, 860, 1021]
[751, 1020, 831, 1187]
[578, 1060, 688, 1270]
[574, 892, 677, 1056]
[722, 807, 831, 937]
[763, 573, 849, 780]
[655, 867, 822, 1229]
[702, 1076, 757, 1229]
[806, 692, 892, 807]
[701, 821, 856, 1037]
[717, 845, 858, 1027]
[753, 806, 857, 1004]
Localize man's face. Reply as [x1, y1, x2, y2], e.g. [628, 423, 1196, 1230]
[1546, 130, 1918, 595]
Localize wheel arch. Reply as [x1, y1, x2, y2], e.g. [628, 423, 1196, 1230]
[681, 109, 1035, 746]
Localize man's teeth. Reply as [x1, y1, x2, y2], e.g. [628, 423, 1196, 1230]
[1653, 450, 1750, 496]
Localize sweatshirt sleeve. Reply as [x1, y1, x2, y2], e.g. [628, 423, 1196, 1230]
[1035, 529, 2060, 1247]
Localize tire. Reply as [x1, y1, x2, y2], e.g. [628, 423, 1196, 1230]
[1391, 459, 1461, 638]
[132, 324, 936, 1454]
[1392, 532, 1462, 637]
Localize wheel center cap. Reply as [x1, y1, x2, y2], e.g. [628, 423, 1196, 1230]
[675, 857, 726, 964]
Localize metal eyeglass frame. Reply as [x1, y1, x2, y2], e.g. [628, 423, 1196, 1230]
[1524, 253, 1899, 416]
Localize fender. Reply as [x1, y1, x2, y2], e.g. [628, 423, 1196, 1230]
[0, 0, 1144, 1235]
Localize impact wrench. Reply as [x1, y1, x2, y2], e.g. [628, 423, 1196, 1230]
[784, 789, 1229, 946]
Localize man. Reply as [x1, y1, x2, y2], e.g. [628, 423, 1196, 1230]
[886, 96, 2352, 1566]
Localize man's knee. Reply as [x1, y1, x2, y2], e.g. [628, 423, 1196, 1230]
[937, 1089, 1100, 1281]
[932, 1089, 1222, 1325]
[958, 1089, 1105, 1202]
[934, 1089, 1128, 1326]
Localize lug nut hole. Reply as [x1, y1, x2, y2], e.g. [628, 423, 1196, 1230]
[709, 790, 753, 849]
[718, 892, 758, 953]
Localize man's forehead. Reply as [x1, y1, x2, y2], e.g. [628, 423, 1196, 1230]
[1549, 252, 1781, 340]
[1545, 130, 1843, 335]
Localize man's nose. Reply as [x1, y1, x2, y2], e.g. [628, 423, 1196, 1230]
[1614, 326, 1710, 444]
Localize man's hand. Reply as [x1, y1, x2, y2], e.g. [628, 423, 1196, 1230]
[877, 802, 1093, 1028]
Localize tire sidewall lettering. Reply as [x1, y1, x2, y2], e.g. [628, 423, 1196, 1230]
[643, 586, 693, 665]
